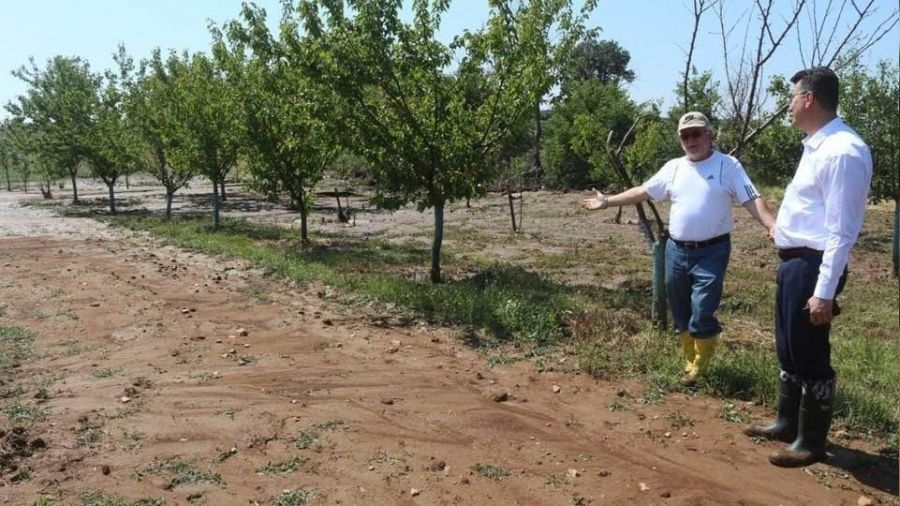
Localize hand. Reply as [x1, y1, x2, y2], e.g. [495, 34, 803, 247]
[581, 188, 608, 211]
[767, 225, 776, 243]
[806, 296, 834, 326]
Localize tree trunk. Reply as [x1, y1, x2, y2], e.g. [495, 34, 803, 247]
[893, 197, 898, 278]
[69, 170, 79, 204]
[298, 190, 309, 246]
[532, 100, 542, 180]
[219, 178, 227, 202]
[430, 202, 444, 284]
[125, 174, 130, 190]
[107, 181, 116, 214]
[212, 182, 221, 228]
[3, 166, 10, 191]
[165, 190, 174, 221]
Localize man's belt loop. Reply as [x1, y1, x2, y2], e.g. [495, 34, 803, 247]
[670, 233, 730, 249]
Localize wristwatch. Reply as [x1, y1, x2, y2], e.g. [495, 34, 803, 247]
[599, 193, 608, 210]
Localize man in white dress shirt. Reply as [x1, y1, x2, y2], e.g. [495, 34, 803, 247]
[744, 67, 872, 467]
[582, 112, 775, 385]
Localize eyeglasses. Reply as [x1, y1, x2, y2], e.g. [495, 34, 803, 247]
[679, 130, 705, 141]
[789, 90, 811, 101]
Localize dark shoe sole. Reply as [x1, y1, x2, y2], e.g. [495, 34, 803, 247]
[768, 448, 827, 467]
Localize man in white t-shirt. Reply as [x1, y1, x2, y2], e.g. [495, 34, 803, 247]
[582, 111, 775, 384]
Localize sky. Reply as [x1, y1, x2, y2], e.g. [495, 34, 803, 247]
[1, 0, 898, 120]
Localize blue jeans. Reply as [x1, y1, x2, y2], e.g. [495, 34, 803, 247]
[665, 238, 731, 338]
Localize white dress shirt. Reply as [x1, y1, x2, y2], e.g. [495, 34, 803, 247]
[774, 117, 872, 299]
[643, 151, 760, 242]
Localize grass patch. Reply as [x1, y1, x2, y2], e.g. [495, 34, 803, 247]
[256, 456, 307, 476]
[272, 489, 316, 506]
[0, 325, 36, 375]
[78, 490, 165, 506]
[471, 463, 511, 480]
[3, 402, 49, 424]
[77, 430, 104, 448]
[367, 450, 412, 478]
[123, 429, 145, 451]
[720, 401, 746, 424]
[545, 473, 563, 488]
[136, 458, 222, 490]
[107, 215, 579, 348]
[666, 410, 695, 429]
[100, 209, 897, 443]
[91, 367, 121, 379]
[312, 420, 344, 431]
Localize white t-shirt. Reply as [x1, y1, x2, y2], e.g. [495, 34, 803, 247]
[643, 151, 759, 242]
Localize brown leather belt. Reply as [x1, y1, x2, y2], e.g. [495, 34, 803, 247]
[670, 233, 730, 249]
[778, 247, 824, 261]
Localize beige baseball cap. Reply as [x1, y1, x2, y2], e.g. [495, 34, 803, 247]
[677, 111, 711, 132]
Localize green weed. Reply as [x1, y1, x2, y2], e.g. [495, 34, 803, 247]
[79, 490, 165, 506]
[91, 367, 121, 379]
[0, 325, 36, 375]
[471, 463, 511, 480]
[136, 459, 222, 490]
[256, 456, 307, 476]
[3, 402, 48, 424]
[272, 489, 315, 506]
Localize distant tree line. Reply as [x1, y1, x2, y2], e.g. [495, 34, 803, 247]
[1, 0, 896, 280]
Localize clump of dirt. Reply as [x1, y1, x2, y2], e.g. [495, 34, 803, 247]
[0, 426, 47, 483]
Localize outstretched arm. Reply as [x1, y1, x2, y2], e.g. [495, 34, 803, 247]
[581, 186, 651, 211]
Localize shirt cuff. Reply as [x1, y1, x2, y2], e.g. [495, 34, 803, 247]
[813, 279, 836, 300]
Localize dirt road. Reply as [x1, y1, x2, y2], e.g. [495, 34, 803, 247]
[0, 189, 895, 505]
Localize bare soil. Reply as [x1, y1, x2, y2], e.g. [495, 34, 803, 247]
[0, 184, 896, 505]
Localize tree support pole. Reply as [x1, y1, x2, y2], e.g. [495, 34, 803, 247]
[892, 198, 898, 278]
[651, 240, 668, 329]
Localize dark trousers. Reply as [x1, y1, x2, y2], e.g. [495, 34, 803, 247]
[775, 253, 847, 382]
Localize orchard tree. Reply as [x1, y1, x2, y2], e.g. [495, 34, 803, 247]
[6, 56, 100, 203]
[839, 59, 899, 276]
[213, 3, 337, 244]
[559, 80, 638, 188]
[122, 48, 197, 220]
[3, 118, 63, 197]
[166, 51, 242, 228]
[543, 36, 635, 189]
[299, 0, 595, 283]
[560, 37, 635, 93]
[0, 123, 15, 191]
[83, 72, 143, 214]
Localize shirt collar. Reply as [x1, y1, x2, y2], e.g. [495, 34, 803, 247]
[802, 116, 843, 150]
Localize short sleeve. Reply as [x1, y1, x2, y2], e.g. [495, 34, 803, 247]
[642, 160, 676, 202]
[726, 158, 760, 205]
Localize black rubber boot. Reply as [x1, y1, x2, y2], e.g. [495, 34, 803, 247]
[744, 376, 801, 442]
[769, 388, 833, 467]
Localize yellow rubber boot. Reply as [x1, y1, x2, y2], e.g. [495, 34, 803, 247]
[679, 332, 695, 374]
[683, 336, 719, 385]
